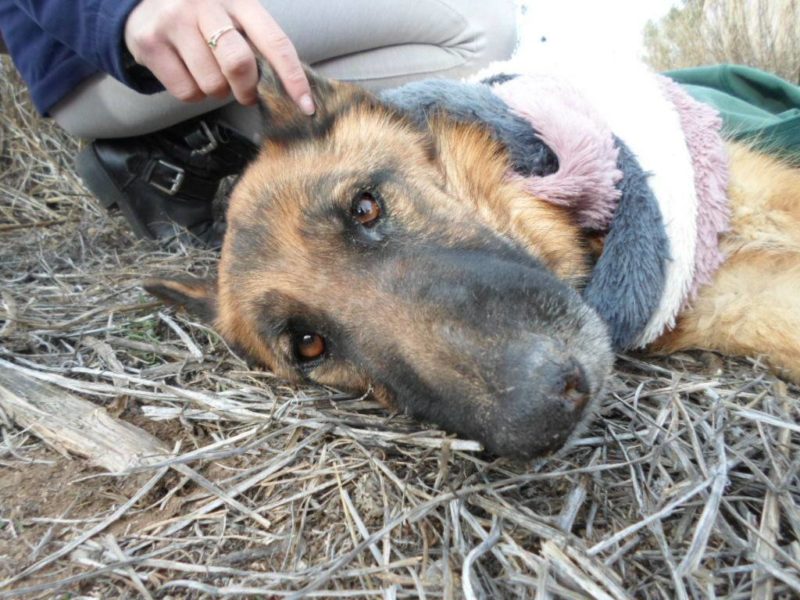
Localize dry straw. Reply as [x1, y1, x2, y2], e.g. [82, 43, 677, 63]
[1, 56, 799, 598]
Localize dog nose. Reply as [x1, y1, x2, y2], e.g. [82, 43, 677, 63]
[559, 359, 591, 413]
[486, 348, 595, 457]
[499, 340, 593, 416]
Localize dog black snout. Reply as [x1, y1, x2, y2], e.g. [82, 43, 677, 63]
[375, 250, 613, 458]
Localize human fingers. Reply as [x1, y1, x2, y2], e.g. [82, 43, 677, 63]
[124, 1, 206, 102]
[142, 48, 204, 102]
[125, 0, 311, 109]
[173, 20, 231, 99]
[228, 0, 314, 114]
[198, 6, 259, 105]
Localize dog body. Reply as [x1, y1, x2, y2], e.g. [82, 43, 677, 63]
[147, 67, 800, 457]
[654, 143, 800, 381]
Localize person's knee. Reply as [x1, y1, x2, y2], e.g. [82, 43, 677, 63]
[477, 0, 519, 65]
[457, 0, 518, 68]
[51, 75, 230, 140]
[50, 104, 94, 140]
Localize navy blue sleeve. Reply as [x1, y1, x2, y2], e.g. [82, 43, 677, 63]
[10, 0, 161, 92]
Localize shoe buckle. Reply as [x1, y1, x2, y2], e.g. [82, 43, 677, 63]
[191, 121, 220, 156]
[147, 160, 186, 196]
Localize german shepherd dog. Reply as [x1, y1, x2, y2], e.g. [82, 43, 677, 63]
[146, 68, 800, 458]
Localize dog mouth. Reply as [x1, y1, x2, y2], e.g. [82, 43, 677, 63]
[423, 349, 608, 459]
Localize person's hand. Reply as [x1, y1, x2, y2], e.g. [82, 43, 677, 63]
[124, 0, 314, 114]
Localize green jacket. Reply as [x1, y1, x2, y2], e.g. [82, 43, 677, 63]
[666, 64, 800, 163]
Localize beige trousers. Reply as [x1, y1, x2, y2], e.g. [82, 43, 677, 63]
[52, 0, 518, 140]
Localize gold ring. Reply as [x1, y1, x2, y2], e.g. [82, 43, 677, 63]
[207, 25, 236, 49]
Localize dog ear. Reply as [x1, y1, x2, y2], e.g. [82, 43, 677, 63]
[257, 61, 438, 162]
[143, 277, 217, 323]
[256, 61, 358, 143]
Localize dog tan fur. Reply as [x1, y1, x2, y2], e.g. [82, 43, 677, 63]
[652, 143, 800, 381]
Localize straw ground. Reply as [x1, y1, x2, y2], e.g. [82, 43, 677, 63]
[1, 57, 799, 599]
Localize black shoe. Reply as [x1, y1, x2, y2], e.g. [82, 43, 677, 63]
[75, 114, 258, 249]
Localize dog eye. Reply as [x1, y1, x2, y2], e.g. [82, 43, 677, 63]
[351, 192, 381, 227]
[294, 332, 326, 362]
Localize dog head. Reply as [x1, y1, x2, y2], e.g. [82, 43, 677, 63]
[146, 66, 613, 458]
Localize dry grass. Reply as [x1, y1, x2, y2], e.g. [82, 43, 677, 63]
[643, 0, 800, 83]
[1, 56, 800, 599]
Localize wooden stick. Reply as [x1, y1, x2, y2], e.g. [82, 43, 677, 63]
[0, 359, 170, 473]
